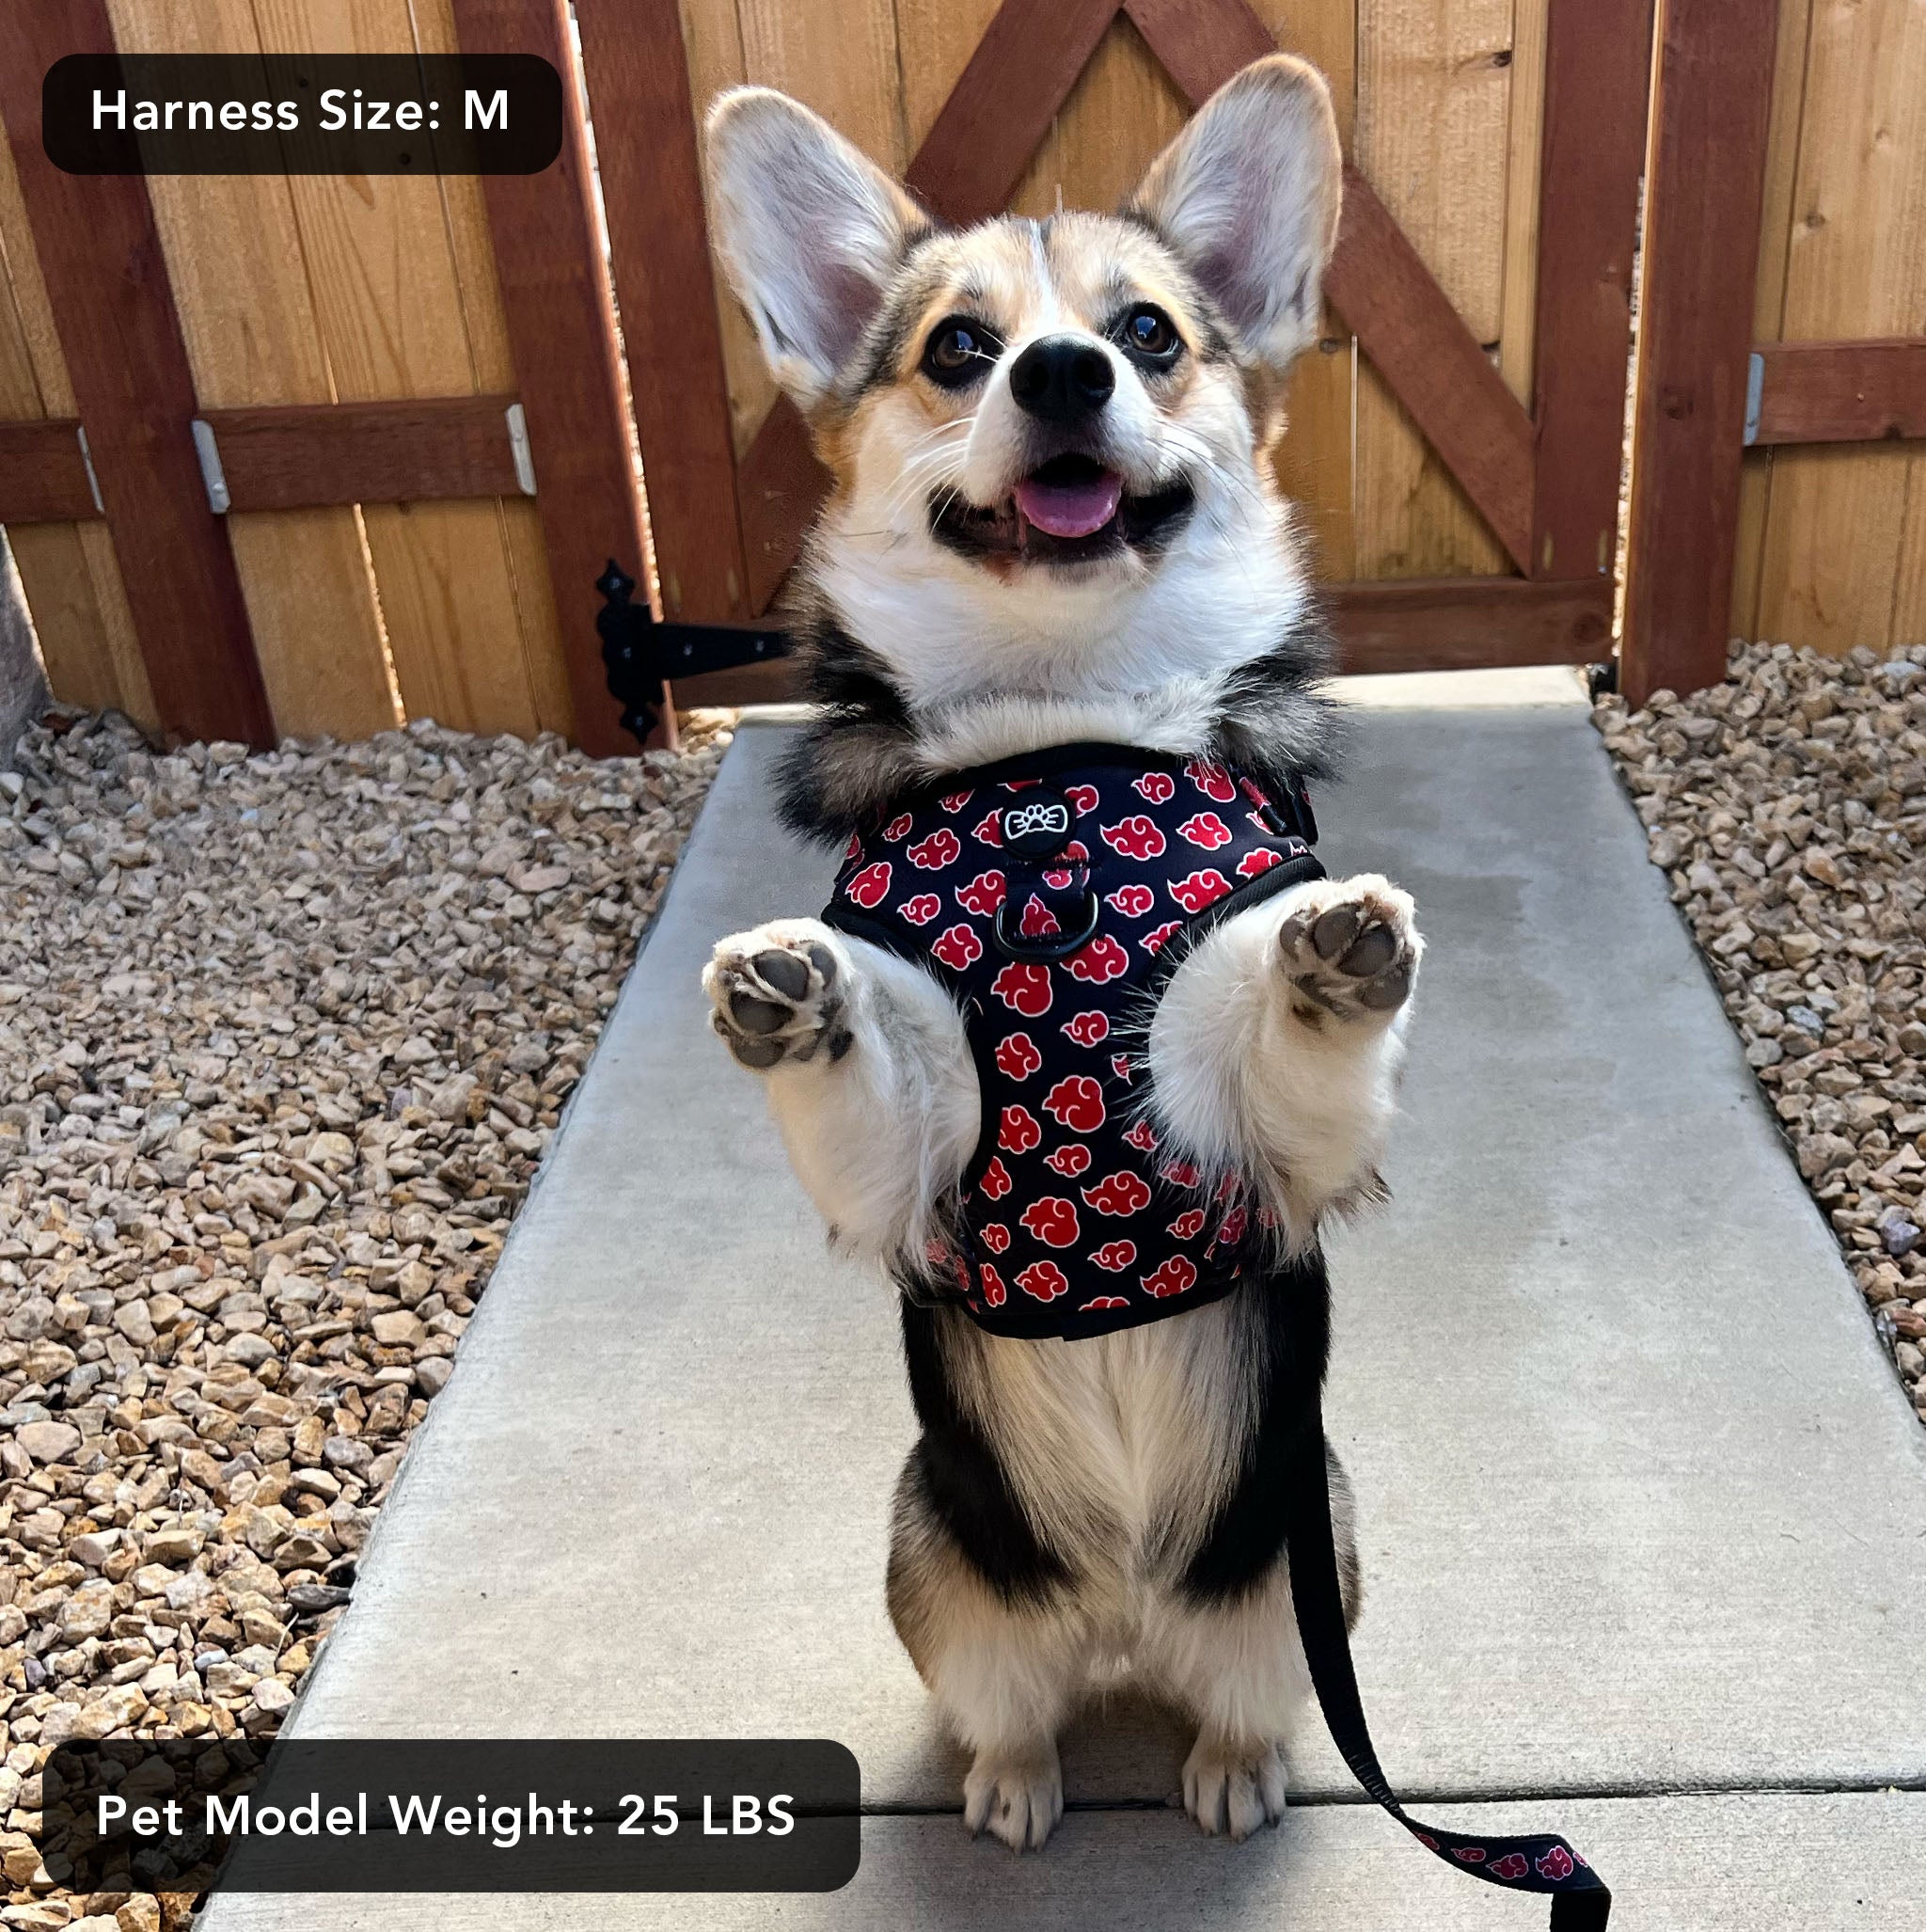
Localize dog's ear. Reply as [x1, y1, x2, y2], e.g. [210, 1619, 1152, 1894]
[1126, 55, 1342, 373]
[705, 88, 927, 412]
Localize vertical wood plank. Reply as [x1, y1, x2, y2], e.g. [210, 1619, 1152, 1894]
[411, 0, 583, 741]
[1727, 0, 1813, 641]
[446, 0, 650, 754]
[1621, 0, 1779, 705]
[1353, 0, 1516, 579]
[1750, 0, 1926, 654]
[246, 0, 549, 738]
[577, 0, 751, 620]
[1527, 0, 1653, 584]
[1496, 0, 1548, 408]
[0, 103, 152, 721]
[0, 0, 273, 745]
[678, 0, 771, 459]
[1256, 0, 1358, 581]
[104, 0, 399, 743]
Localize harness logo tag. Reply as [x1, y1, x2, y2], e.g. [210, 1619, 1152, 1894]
[1004, 800, 1068, 841]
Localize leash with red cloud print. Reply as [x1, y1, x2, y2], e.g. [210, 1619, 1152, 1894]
[1280, 1282, 1612, 1926]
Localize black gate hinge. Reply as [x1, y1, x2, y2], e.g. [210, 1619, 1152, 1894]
[595, 560, 792, 744]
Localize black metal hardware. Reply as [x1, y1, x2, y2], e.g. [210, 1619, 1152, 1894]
[594, 560, 792, 744]
[991, 889, 1101, 961]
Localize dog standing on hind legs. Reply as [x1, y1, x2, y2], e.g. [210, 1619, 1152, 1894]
[699, 54, 1423, 1852]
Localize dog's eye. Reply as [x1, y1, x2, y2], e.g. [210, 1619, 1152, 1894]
[922, 316, 1000, 388]
[1115, 305, 1180, 364]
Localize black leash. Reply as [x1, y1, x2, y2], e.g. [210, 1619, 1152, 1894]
[1283, 1353, 1611, 1925]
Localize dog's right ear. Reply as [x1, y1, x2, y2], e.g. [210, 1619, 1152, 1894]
[705, 88, 927, 414]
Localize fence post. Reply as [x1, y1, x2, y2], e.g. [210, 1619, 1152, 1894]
[1620, 0, 1779, 707]
[449, 0, 665, 753]
[0, 0, 275, 748]
[1528, 0, 1654, 588]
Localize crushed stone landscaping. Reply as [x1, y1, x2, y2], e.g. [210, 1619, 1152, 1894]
[0, 708, 728, 1929]
[1593, 642, 1926, 1428]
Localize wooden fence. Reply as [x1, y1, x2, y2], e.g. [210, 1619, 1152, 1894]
[0, 0, 1921, 751]
[1623, 0, 1926, 703]
[0, 0, 643, 754]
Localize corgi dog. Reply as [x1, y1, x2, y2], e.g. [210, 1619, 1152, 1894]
[700, 55, 1423, 1852]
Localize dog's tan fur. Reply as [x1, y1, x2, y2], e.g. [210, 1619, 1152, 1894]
[699, 56, 1420, 1852]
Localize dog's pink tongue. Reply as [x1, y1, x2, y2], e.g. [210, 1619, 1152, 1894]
[1014, 467, 1124, 540]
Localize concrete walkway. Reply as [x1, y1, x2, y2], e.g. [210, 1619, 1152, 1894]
[210, 682, 1926, 1929]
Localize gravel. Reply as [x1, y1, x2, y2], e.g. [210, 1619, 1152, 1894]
[0, 707, 730, 1927]
[1594, 641, 1926, 1426]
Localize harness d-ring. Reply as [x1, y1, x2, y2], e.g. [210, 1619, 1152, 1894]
[991, 889, 1100, 960]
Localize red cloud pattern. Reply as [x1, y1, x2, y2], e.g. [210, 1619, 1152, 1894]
[1016, 1259, 1069, 1302]
[826, 757, 1318, 1335]
[1081, 1171, 1152, 1217]
[991, 962, 1052, 1016]
[1176, 811, 1233, 849]
[956, 869, 1007, 915]
[931, 925, 983, 971]
[845, 861, 892, 909]
[1042, 1075, 1105, 1132]
[1019, 1197, 1080, 1247]
[994, 1032, 1042, 1081]
[908, 828, 961, 870]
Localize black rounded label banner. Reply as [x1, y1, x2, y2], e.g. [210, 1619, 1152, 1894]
[42, 55, 562, 174]
[41, 1738, 860, 1892]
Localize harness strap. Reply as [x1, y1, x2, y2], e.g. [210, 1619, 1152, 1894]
[1283, 1389, 1611, 1927]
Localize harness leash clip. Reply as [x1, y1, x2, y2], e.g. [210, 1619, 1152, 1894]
[989, 888, 1100, 960]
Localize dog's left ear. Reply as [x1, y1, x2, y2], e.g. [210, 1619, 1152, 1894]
[1127, 55, 1343, 373]
[705, 87, 928, 413]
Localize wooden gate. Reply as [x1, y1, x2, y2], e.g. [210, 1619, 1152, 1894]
[600, 0, 1653, 696]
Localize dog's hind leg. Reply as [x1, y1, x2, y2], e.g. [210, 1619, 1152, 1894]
[886, 1451, 1083, 1852]
[1137, 1440, 1362, 1842]
[703, 918, 976, 1268]
[885, 1303, 1095, 1852]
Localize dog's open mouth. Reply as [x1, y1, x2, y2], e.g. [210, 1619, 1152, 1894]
[930, 454, 1195, 566]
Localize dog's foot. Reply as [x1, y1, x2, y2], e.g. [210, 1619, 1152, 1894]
[703, 919, 852, 1070]
[1183, 1734, 1287, 1841]
[963, 1743, 1063, 1852]
[1273, 874, 1421, 1028]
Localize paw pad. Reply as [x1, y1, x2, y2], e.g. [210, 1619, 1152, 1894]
[704, 929, 846, 1069]
[1277, 879, 1420, 1026]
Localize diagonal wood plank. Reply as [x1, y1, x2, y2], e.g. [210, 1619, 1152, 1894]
[907, 0, 1121, 221]
[1127, 0, 1536, 573]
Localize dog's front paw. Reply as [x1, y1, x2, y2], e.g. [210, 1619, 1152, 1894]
[963, 1744, 1063, 1852]
[703, 919, 852, 1070]
[1183, 1734, 1287, 1842]
[1273, 874, 1421, 1028]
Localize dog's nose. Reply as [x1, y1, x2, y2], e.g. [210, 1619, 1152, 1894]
[1008, 336, 1115, 424]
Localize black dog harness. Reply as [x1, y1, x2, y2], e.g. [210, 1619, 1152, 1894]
[821, 739, 1611, 1927]
[824, 742, 1324, 1338]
